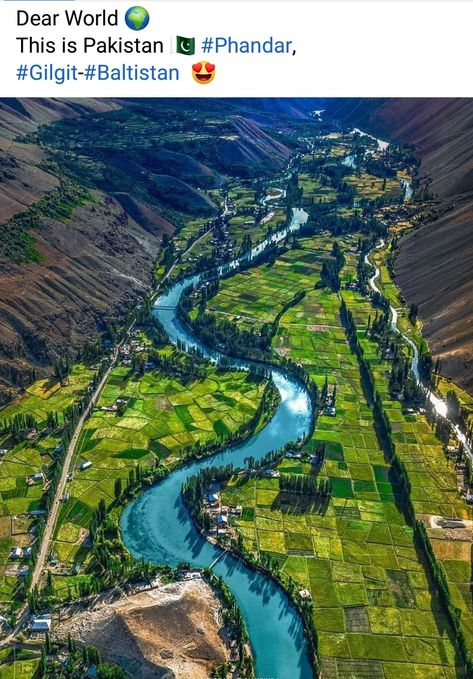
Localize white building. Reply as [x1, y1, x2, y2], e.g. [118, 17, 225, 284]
[31, 614, 52, 633]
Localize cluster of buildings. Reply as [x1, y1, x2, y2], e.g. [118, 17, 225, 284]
[203, 491, 242, 538]
[9, 546, 32, 560]
[26, 471, 45, 486]
[262, 468, 280, 479]
[119, 331, 146, 366]
[180, 570, 202, 581]
[8, 544, 33, 578]
[323, 392, 336, 418]
[98, 397, 129, 413]
[286, 450, 323, 467]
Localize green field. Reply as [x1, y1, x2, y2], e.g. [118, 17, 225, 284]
[211, 232, 468, 676]
[0, 649, 39, 679]
[51, 360, 267, 585]
[0, 364, 94, 427]
[0, 365, 94, 608]
[208, 235, 332, 333]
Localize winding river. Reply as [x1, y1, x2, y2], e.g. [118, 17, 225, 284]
[121, 207, 315, 679]
[120, 139, 433, 679]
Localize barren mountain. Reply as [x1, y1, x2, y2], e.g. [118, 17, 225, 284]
[326, 98, 473, 393]
[0, 99, 171, 403]
[218, 116, 291, 169]
[0, 98, 295, 403]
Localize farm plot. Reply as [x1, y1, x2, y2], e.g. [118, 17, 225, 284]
[0, 364, 94, 427]
[0, 366, 93, 607]
[215, 244, 463, 676]
[51, 364, 266, 581]
[343, 284, 473, 652]
[345, 173, 402, 202]
[208, 236, 330, 332]
[299, 173, 338, 205]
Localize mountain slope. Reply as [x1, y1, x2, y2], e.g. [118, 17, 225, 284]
[0, 98, 297, 403]
[326, 98, 473, 393]
[0, 100, 170, 403]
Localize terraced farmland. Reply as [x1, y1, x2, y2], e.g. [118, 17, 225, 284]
[0, 365, 94, 608]
[212, 234, 468, 677]
[51, 361, 268, 589]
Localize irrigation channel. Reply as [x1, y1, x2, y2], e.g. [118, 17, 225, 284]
[122, 205, 315, 679]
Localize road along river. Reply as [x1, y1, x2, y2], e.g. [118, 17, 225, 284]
[366, 241, 472, 458]
[121, 207, 315, 679]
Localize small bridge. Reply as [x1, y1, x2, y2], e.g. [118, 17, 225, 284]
[209, 549, 228, 569]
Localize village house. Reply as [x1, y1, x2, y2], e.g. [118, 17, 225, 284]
[207, 492, 219, 505]
[299, 589, 311, 599]
[9, 547, 23, 560]
[27, 472, 45, 486]
[31, 614, 52, 633]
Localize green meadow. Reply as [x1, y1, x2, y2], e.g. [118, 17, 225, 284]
[0, 365, 94, 608]
[51, 361, 267, 588]
[214, 233, 466, 676]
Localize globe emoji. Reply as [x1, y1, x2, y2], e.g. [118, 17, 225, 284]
[125, 6, 150, 31]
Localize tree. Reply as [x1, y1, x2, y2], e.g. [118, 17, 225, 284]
[67, 632, 76, 655]
[114, 478, 122, 500]
[408, 303, 418, 325]
[44, 631, 52, 655]
[38, 647, 47, 678]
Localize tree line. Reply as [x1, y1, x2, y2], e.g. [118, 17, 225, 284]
[279, 473, 332, 498]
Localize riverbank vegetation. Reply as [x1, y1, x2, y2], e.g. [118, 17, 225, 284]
[205, 221, 470, 675]
[45, 344, 271, 600]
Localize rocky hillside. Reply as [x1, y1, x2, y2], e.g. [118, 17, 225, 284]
[0, 98, 296, 404]
[0, 99, 172, 404]
[326, 98, 473, 393]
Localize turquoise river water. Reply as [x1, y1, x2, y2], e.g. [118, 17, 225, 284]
[121, 208, 315, 679]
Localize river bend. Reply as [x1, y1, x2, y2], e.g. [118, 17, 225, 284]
[121, 207, 314, 679]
